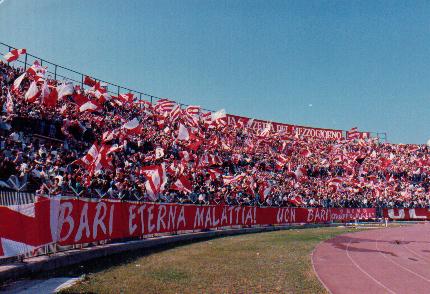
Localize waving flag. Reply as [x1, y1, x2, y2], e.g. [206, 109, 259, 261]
[185, 105, 200, 116]
[56, 82, 74, 100]
[83, 76, 97, 87]
[274, 154, 288, 170]
[140, 164, 167, 200]
[119, 93, 134, 103]
[72, 143, 115, 175]
[208, 168, 222, 180]
[155, 99, 176, 114]
[223, 173, 245, 185]
[347, 127, 360, 139]
[257, 180, 272, 201]
[289, 195, 304, 206]
[171, 176, 193, 193]
[25, 81, 41, 103]
[79, 101, 100, 112]
[122, 118, 142, 134]
[4, 48, 26, 62]
[178, 124, 190, 141]
[12, 72, 26, 92]
[27, 61, 47, 82]
[169, 105, 182, 122]
[4, 90, 14, 114]
[41, 84, 58, 107]
[211, 109, 227, 127]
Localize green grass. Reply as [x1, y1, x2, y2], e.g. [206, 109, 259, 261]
[61, 226, 361, 294]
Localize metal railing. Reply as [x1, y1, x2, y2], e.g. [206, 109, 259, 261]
[0, 42, 213, 112]
[0, 190, 35, 206]
[0, 41, 387, 141]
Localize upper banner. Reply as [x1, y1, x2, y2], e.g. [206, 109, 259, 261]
[227, 114, 344, 140]
[0, 197, 375, 258]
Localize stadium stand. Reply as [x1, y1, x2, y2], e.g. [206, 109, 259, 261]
[1, 49, 430, 211]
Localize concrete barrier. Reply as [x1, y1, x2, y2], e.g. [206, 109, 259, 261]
[0, 223, 333, 282]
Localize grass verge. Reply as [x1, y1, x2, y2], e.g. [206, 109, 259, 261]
[62, 226, 360, 293]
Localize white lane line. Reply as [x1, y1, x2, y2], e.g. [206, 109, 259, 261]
[400, 227, 430, 263]
[403, 244, 430, 263]
[375, 228, 430, 283]
[311, 245, 333, 294]
[346, 237, 397, 294]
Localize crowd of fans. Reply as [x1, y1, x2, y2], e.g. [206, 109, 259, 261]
[1, 59, 430, 209]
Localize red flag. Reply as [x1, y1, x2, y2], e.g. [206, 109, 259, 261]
[42, 85, 58, 107]
[84, 76, 96, 87]
[4, 48, 26, 62]
[289, 195, 304, 206]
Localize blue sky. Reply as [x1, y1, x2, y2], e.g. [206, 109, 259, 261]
[1, 0, 429, 143]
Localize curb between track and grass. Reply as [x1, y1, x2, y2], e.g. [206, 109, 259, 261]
[0, 223, 340, 283]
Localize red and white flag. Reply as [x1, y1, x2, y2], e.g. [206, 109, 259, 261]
[201, 111, 213, 126]
[4, 48, 26, 63]
[119, 93, 134, 103]
[299, 148, 312, 158]
[169, 105, 182, 122]
[56, 82, 74, 100]
[26, 61, 47, 82]
[328, 178, 343, 190]
[73, 143, 115, 175]
[274, 154, 288, 170]
[211, 109, 227, 127]
[90, 82, 108, 103]
[223, 173, 245, 185]
[41, 84, 58, 107]
[347, 127, 360, 139]
[79, 101, 100, 112]
[185, 105, 200, 116]
[198, 153, 223, 167]
[122, 118, 142, 134]
[4, 91, 14, 114]
[171, 176, 193, 193]
[178, 124, 190, 141]
[140, 164, 167, 201]
[289, 195, 304, 206]
[208, 168, 222, 180]
[257, 180, 272, 201]
[25, 81, 41, 103]
[155, 98, 176, 114]
[12, 72, 26, 92]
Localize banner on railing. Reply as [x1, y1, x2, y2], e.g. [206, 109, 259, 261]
[226, 114, 344, 140]
[330, 208, 376, 221]
[0, 197, 376, 258]
[383, 208, 430, 220]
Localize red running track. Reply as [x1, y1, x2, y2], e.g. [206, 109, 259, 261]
[312, 223, 430, 294]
